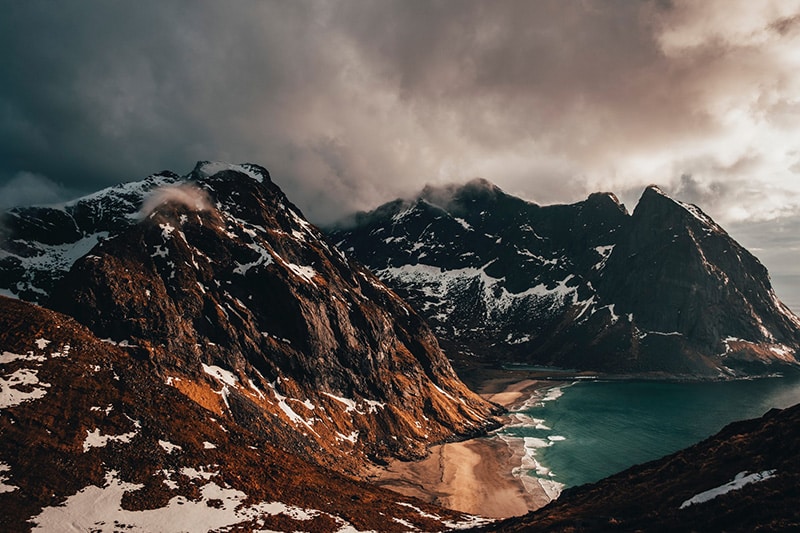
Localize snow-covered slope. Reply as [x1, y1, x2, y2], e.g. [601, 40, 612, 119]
[0, 172, 182, 300]
[330, 180, 800, 377]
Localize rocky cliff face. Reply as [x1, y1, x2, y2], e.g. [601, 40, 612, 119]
[486, 401, 800, 532]
[2, 162, 501, 478]
[330, 181, 800, 377]
[598, 186, 800, 373]
[0, 296, 490, 532]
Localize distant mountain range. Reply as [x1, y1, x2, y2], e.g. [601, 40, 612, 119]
[329, 179, 800, 377]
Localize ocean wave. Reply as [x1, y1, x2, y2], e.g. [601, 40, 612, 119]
[515, 381, 577, 411]
[495, 382, 576, 502]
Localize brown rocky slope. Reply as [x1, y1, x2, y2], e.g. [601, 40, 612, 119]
[0, 296, 490, 532]
[45, 162, 502, 476]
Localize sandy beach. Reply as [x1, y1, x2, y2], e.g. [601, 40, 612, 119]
[368, 372, 558, 518]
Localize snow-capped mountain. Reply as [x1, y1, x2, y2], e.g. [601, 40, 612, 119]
[1, 170, 183, 301]
[0, 162, 502, 530]
[329, 179, 800, 377]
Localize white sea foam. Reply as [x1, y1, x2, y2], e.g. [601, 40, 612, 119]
[515, 382, 575, 411]
[542, 387, 564, 402]
[494, 382, 575, 503]
[497, 432, 565, 503]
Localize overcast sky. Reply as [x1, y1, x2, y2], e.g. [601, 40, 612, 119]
[2, 1, 800, 287]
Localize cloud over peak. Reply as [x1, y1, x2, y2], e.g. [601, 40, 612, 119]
[138, 183, 212, 220]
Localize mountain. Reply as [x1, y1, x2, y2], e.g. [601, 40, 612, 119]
[485, 401, 800, 532]
[0, 162, 503, 530]
[0, 296, 489, 532]
[329, 180, 800, 377]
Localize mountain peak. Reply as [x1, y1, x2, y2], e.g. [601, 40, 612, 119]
[586, 191, 628, 215]
[644, 184, 669, 196]
[635, 184, 724, 234]
[462, 177, 502, 192]
[191, 161, 271, 184]
[416, 178, 510, 218]
[636, 184, 680, 210]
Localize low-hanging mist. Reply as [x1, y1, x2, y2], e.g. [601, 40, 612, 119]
[138, 183, 212, 220]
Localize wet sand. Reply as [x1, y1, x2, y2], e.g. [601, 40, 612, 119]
[369, 373, 557, 518]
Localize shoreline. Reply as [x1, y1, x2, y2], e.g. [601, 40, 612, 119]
[368, 370, 564, 518]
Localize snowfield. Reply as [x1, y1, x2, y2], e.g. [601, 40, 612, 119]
[680, 470, 777, 509]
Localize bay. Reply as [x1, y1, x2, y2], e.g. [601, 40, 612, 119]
[503, 373, 800, 490]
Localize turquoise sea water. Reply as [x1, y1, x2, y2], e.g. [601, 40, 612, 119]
[501, 374, 800, 491]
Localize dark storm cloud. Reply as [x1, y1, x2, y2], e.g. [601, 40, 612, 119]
[0, 172, 72, 210]
[2, 1, 800, 226]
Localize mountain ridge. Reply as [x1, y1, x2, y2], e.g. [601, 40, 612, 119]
[3, 164, 800, 531]
[329, 179, 800, 377]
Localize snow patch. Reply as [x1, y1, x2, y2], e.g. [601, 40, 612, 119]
[202, 364, 237, 387]
[378, 262, 580, 320]
[0, 231, 110, 299]
[440, 515, 495, 530]
[180, 466, 217, 481]
[159, 223, 175, 240]
[232, 242, 274, 275]
[0, 351, 46, 364]
[0, 367, 50, 409]
[90, 404, 113, 415]
[29, 470, 330, 533]
[286, 262, 317, 284]
[322, 392, 384, 415]
[50, 343, 70, 358]
[336, 431, 359, 444]
[453, 217, 472, 230]
[592, 245, 615, 270]
[158, 440, 182, 454]
[680, 470, 777, 509]
[323, 392, 360, 413]
[83, 427, 138, 452]
[196, 161, 264, 183]
[270, 384, 318, 434]
[35, 338, 51, 350]
[396, 502, 441, 520]
[0, 462, 17, 493]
